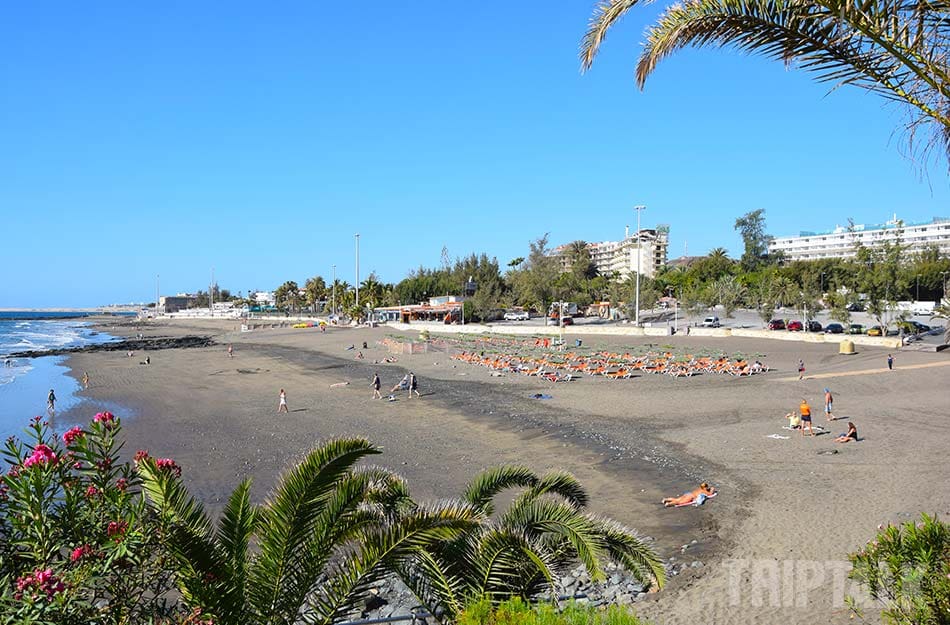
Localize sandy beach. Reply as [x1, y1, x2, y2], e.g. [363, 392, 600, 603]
[60, 317, 950, 625]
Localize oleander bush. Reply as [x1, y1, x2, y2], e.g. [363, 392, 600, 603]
[849, 513, 950, 625]
[457, 597, 648, 625]
[0, 413, 183, 624]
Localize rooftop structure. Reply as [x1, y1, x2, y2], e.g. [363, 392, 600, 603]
[768, 215, 950, 261]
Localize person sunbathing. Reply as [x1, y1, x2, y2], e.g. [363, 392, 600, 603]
[834, 422, 859, 443]
[663, 482, 716, 507]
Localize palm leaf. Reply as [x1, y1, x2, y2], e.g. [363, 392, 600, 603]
[249, 438, 381, 622]
[462, 465, 539, 515]
[595, 517, 667, 589]
[214, 479, 257, 622]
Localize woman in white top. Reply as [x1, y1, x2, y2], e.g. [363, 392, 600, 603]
[278, 389, 288, 413]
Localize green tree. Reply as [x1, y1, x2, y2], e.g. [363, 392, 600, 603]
[713, 275, 747, 317]
[581, 0, 950, 167]
[511, 235, 560, 314]
[274, 281, 300, 313]
[398, 466, 664, 620]
[733, 210, 771, 271]
[303, 276, 326, 312]
[139, 439, 478, 625]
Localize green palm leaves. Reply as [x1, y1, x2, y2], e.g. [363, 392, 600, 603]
[397, 466, 665, 620]
[138, 439, 478, 625]
[581, 0, 950, 162]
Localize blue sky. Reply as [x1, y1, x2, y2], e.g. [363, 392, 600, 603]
[2, 1, 947, 307]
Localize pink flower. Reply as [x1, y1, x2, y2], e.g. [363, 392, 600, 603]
[73, 461, 83, 470]
[155, 458, 182, 478]
[62, 426, 85, 446]
[14, 568, 65, 600]
[115, 478, 128, 492]
[107, 520, 128, 539]
[23, 444, 58, 468]
[70, 544, 93, 562]
[85, 485, 99, 498]
[93, 411, 116, 428]
[133, 449, 150, 463]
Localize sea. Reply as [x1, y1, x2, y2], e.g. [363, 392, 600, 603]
[0, 312, 127, 441]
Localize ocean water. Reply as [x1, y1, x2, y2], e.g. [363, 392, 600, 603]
[0, 312, 121, 441]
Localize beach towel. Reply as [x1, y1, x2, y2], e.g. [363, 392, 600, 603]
[767, 434, 790, 440]
[674, 492, 718, 508]
[530, 393, 553, 400]
[329, 382, 349, 388]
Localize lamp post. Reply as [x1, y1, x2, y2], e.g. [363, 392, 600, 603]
[941, 271, 948, 300]
[355, 234, 360, 312]
[156, 274, 160, 316]
[332, 265, 336, 316]
[633, 205, 646, 325]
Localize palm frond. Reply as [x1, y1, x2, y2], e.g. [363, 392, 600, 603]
[471, 528, 559, 600]
[214, 479, 257, 621]
[581, 0, 653, 71]
[249, 438, 381, 621]
[307, 501, 480, 625]
[595, 517, 667, 589]
[522, 470, 589, 509]
[463, 465, 538, 515]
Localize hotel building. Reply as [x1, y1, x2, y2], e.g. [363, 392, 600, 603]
[556, 225, 670, 279]
[768, 215, 950, 261]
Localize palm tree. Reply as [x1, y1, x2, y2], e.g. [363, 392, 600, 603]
[708, 247, 730, 260]
[581, 0, 950, 164]
[394, 466, 664, 620]
[138, 439, 478, 625]
[930, 297, 950, 343]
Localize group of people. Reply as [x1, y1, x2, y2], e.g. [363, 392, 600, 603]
[372, 371, 420, 401]
[786, 389, 858, 443]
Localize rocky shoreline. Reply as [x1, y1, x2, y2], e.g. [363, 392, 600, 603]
[343, 543, 705, 622]
[8, 335, 215, 359]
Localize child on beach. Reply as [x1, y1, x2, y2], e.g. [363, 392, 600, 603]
[278, 389, 288, 414]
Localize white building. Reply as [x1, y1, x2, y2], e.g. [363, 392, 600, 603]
[252, 291, 276, 306]
[556, 225, 669, 279]
[769, 215, 950, 261]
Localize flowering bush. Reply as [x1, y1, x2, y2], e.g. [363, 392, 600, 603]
[849, 513, 950, 624]
[0, 414, 182, 624]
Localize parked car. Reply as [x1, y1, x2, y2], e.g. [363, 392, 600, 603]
[824, 323, 845, 334]
[503, 310, 529, 321]
[701, 316, 721, 328]
[787, 320, 804, 331]
[768, 319, 786, 330]
[848, 324, 865, 335]
[898, 320, 931, 334]
[846, 302, 866, 312]
[560, 316, 574, 326]
[866, 325, 883, 336]
[806, 320, 823, 332]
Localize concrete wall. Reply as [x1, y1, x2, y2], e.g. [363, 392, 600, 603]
[385, 322, 672, 338]
[688, 326, 902, 348]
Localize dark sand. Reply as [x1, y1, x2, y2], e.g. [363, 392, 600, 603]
[60, 318, 950, 625]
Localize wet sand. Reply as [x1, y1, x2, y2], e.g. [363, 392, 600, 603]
[61, 318, 950, 625]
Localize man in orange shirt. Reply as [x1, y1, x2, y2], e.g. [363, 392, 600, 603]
[799, 398, 815, 436]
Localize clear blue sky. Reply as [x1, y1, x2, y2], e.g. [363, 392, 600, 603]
[2, 1, 947, 307]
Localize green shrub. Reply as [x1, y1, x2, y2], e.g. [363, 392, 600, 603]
[849, 513, 950, 624]
[457, 597, 647, 625]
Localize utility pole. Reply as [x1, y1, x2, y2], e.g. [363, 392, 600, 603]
[355, 234, 360, 312]
[332, 265, 337, 315]
[156, 274, 160, 316]
[210, 267, 214, 317]
[634, 205, 646, 325]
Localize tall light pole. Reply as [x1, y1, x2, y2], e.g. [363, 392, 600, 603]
[634, 205, 646, 325]
[355, 234, 360, 311]
[156, 274, 160, 316]
[941, 271, 948, 300]
[332, 265, 337, 315]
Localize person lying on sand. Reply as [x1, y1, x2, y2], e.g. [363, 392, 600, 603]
[390, 375, 409, 393]
[663, 482, 716, 507]
[833, 422, 859, 443]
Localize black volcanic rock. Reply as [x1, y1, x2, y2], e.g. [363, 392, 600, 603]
[8, 335, 215, 358]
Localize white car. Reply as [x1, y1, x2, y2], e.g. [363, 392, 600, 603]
[701, 316, 721, 328]
[503, 310, 530, 321]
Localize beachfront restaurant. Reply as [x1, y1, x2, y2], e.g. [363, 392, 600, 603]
[374, 297, 465, 324]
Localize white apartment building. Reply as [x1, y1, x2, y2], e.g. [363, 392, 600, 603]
[556, 225, 669, 279]
[769, 215, 950, 261]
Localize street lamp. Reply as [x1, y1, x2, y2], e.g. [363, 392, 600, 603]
[633, 205, 646, 325]
[332, 265, 337, 315]
[355, 234, 360, 312]
[941, 271, 948, 300]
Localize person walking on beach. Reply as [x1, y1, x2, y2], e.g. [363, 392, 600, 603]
[887, 354, 894, 370]
[278, 389, 288, 414]
[372, 372, 381, 399]
[47, 389, 57, 415]
[408, 372, 420, 399]
[824, 388, 835, 421]
[799, 398, 814, 436]
[227, 344, 233, 358]
[81, 371, 89, 390]
[798, 359, 806, 380]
